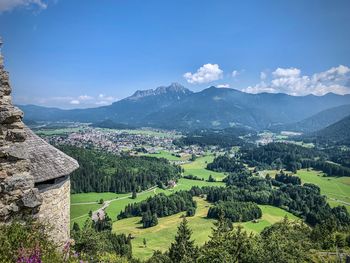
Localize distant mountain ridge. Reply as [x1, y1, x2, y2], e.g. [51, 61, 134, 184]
[128, 83, 192, 100]
[271, 104, 350, 133]
[18, 83, 350, 131]
[304, 115, 350, 146]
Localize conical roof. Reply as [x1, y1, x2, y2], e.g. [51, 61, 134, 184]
[24, 128, 79, 183]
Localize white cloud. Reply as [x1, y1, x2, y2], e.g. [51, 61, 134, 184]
[232, 70, 239, 78]
[0, 0, 47, 12]
[217, 83, 230, 88]
[260, 72, 267, 80]
[78, 95, 94, 101]
[217, 84, 230, 88]
[184, 63, 223, 84]
[98, 94, 116, 103]
[243, 65, 350, 96]
[70, 100, 80, 105]
[30, 93, 117, 108]
[272, 67, 301, 78]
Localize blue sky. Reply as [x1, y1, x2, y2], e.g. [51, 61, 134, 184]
[0, 0, 349, 108]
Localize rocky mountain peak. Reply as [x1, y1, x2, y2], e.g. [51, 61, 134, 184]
[128, 83, 192, 100]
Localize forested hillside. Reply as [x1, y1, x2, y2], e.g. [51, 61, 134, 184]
[272, 104, 350, 132]
[312, 115, 350, 146]
[59, 145, 181, 193]
[239, 142, 350, 176]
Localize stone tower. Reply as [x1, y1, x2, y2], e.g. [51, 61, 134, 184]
[0, 39, 79, 245]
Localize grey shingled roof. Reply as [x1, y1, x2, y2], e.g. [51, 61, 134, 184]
[24, 127, 79, 183]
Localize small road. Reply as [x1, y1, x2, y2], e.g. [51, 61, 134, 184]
[71, 186, 157, 221]
[328, 197, 350, 206]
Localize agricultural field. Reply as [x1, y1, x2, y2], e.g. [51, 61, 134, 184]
[99, 128, 181, 139]
[260, 168, 350, 212]
[113, 198, 298, 260]
[35, 127, 83, 136]
[142, 150, 186, 161]
[71, 192, 126, 203]
[70, 178, 224, 226]
[296, 169, 350, 212]
[70, 152, 225, 226]
[242, 205, 299, 233]
[181, 155, 227, 181]
[70, 203, 102, 222]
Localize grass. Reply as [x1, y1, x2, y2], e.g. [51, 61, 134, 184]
[70, 203, 102, 221]
[142, 150, 185, 161]
[71, 152, 226, 226]
[181, 155, 226, 181]
[296, 169, 350, 212]
[70, 178, 224, 226]
[113, 197, 214, 259]
[98, 128, 181, 138]
[105, 178, 224, 220]
[35, 127, 83, 136]
[112, 198, 298, 260]
[71, 192, 128, 204]
[242, 205, 299, 233]
[259, 168, 350, 212]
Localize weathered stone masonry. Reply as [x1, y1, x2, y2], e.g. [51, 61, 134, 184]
[0, 38, 79, 245]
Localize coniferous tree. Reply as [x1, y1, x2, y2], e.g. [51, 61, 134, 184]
[72, 222, 80, 232]
[198, 214, 259, 263]
[168, 218, 198, 263]
[132, 190, 137, 199]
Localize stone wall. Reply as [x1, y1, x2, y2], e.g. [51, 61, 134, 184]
[0, 52, 42, 222]
[36, 176, 71, 245]
[0, 43, 76, 247]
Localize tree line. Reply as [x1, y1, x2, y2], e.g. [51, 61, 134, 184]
[190, 171, 350, 228]
[238, 142, 350, 176]
[207, 200, 262, 222]
[58, 145, 181, 193]
[117, 191, 196, 228]
[206, 155, 245, 173]
[146, 215, 350, 263]
[173, 128, 251, 148]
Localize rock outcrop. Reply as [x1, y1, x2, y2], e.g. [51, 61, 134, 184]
[0, 41, 42, 222]
[0, 39, 79, 245]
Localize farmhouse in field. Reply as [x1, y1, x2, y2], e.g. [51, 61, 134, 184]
[0, 40, 79, 245]
[167, 180, 177, 188]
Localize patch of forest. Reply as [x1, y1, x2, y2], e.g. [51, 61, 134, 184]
[190, 169, 350, 227]
[117, 191, 196, 228]
[239, 142, 350, 176]
[59, 145, 181, 193]
[207, 200, 262, 222]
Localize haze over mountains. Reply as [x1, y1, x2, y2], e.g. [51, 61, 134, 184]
[302, 115, 350, 146]
[18, 83, 350, 131]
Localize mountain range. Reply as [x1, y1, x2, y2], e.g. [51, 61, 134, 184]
[303, 115, 350, 146]
[271, 104, 350, 133]
[18, 83, 350, 131]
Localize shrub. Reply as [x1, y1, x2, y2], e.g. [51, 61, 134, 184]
[0, 221, 62, 263]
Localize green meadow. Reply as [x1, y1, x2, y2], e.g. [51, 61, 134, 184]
[71, 192, 127, 203]
[142, 150, 185, 161]
[242, 205, 299, 233]
[296, 169, 350, 211]
[35, 127, 83, 136]
[181, 155, 227, 181]
[71, 178, 224, 226]
[113, 197, 298, 260]
[98, 128, 181, 139]
[70, 153, 226, 226]
[70, 203, 102, 222]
